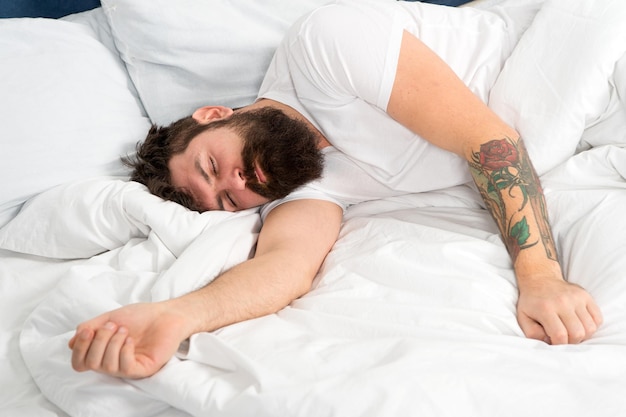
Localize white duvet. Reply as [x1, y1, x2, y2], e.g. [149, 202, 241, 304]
[2, 0, 626, 416]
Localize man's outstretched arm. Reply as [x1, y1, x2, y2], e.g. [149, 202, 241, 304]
[386, 30, 602, 344]
[69, 199, 343, 378]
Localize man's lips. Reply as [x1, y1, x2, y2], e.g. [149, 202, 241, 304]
[254, 163, 267, 184]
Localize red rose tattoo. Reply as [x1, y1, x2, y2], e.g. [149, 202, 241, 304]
[478, 139, 519, 170]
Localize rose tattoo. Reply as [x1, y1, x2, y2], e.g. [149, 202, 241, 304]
[468, 137, 557, 263]
[478, 139, 519, 170]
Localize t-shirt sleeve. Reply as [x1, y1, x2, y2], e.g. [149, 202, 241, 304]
[272, 0, 406, 111]
[259, 186, 346, 222]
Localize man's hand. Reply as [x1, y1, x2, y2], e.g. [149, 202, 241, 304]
[516, 278, 603, 345]
[68, 302, 189, 379]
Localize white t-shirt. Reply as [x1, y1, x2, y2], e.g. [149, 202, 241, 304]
[258, 0, 514, 219]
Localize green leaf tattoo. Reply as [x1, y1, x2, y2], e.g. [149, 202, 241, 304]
[511, 217, 531, 246]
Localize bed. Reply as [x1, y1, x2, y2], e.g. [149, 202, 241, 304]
[1, 0, 625, 416]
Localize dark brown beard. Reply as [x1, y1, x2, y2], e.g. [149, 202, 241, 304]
[237, 107, 324, 201]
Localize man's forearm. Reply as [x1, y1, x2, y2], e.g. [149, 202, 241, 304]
[167, 250, 318, 337]
[467, 136, 562, 281]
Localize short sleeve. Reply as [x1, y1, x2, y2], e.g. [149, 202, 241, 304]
[261, 0, 405, 112]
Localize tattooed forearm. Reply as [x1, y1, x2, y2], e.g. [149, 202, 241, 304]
[468, 137, 558, 263]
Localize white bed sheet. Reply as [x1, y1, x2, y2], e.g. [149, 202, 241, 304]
[2, 145, 625, 417]
[1, 252, 76, 417]
[2, 0, 626, 416]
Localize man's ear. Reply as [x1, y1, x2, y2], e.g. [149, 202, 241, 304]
[192, 106, 234, 124]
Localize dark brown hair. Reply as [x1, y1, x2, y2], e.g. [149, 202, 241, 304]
[123, 107, 324, 210]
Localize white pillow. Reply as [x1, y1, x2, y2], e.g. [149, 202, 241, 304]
[0, 17, 151, 229]
[100, 0, 338, 125]
[488, 0, 626, 174]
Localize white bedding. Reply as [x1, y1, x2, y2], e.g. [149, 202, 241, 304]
[2, 0, 626, 416]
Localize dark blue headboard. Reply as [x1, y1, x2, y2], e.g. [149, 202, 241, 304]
[0, 0, 101, 18]
[408, 0, 472, 5]
[0, 1, 470, 19]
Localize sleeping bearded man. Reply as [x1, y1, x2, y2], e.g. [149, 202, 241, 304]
[69, 0, 602, 379]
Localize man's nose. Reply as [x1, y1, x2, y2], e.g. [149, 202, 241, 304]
[230, 168, 247, 190]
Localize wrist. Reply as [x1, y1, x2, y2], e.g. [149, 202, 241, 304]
[513, 253, 565, 289]
[513, 247, 564, 287]
[161, 296, 209, 339]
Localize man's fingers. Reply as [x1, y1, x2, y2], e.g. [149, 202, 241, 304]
[519, 306, 601, 345]
[68, 334, 77, 349]
[587, 301, 604, 327]
[519, 309, 569, 345]
[71, 328, 94, 371]
[517, 313, 549, 343]
[69, 323, 141, 378]
[68, 313, 112, 351]
[541, 311, 577, 345]
[83, 322, 119, 370]
[101, 326, 129, 375]
[119, 336, 137, 376]
[575, 304, 601, 341]
[559, 310, 587, 344]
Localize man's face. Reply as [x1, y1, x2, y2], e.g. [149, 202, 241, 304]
[168, 126, 270, 211]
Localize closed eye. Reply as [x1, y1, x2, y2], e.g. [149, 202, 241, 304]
[195, 159, 211, 185]
[209, 157, 218, 175]
[225, 192, 237, 208]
